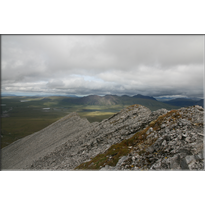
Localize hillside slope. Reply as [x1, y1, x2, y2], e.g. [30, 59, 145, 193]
[2, 104, 166, 170]
[2, 104, 204, 171]
[1, 113, 91, 169]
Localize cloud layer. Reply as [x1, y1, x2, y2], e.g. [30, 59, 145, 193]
[2, 35, 204, 97]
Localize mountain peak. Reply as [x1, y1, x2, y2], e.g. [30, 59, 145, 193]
[132, 94, 156, 100]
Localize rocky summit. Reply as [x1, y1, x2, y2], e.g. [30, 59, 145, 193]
[1, 104, 204, 171]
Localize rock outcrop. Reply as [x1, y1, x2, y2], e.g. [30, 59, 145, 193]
[1, 104, 204, 171]
[79, 105, 204, 171]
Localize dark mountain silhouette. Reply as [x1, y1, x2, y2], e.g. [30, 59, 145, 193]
[133, 94, 157, 101]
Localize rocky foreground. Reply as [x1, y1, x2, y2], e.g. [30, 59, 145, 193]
[1, 104, 204, 170]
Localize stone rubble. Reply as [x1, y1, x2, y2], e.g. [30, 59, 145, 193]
[101, 105, 204, 171]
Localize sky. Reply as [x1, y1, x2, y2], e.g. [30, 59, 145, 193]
[1, 35, 204, 98]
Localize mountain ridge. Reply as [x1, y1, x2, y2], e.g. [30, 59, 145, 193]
[59, 94, 203, 110]
[60, 94, 180, 111]
[2, 104, 204, 171]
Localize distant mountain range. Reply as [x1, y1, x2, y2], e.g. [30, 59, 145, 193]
[59, 94, 204, 110]
[1, 94, 17, 97]
[2, 93, 203, 110]
[163, 98, 204, 108]
[59, 94, 177, 111]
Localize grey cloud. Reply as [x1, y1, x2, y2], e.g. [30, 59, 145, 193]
[1, 35, 204, 98]
[103, 35, 203, 68]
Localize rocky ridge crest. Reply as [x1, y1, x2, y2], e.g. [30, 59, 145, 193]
[2, 104, 204, 171]
[85, 105, 204, 171]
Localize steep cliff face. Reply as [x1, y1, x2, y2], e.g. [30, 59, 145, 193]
[2, 104, 204, 171]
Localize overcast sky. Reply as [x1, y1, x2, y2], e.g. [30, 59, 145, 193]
[1, 35, 204, 98]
